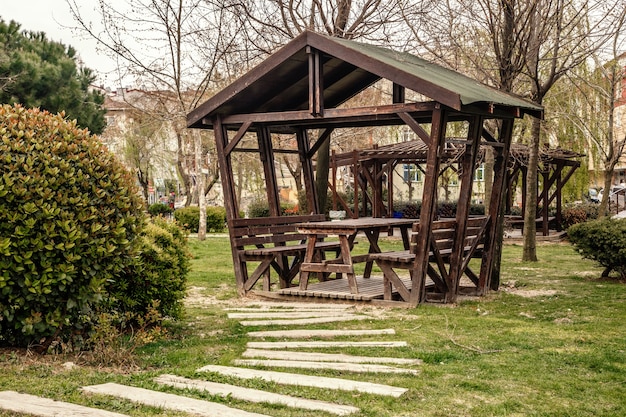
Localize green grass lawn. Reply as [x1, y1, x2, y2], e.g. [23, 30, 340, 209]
[1, 236, 625, 417]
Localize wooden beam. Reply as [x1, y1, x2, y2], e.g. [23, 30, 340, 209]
[307, 128, 334, 159]
[297, 128, 319, 214]
[224, 121, 252, 156]
[307, 46, 324, 117]
[392, 83, 405, 103]
[398, 112, 431, 146]
[221, 101, 437, 125]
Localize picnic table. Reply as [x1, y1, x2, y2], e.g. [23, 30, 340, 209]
[297, 217, 414, 294]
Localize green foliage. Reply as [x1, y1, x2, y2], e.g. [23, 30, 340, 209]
[0, 19, 106, 134]
[247, 199, 300, 217]
[107, 217, 190, 321]
[148, 203, 173, 217]
[562, 203, 600, 229]
[568, 218, 626, 278]
[174, 206, 226, 232]
[0, 104, 145, 349]
[393, 201, 485, 218]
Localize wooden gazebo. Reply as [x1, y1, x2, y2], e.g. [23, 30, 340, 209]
[187, 31, 543, 305]
[328, 141, 582, 235]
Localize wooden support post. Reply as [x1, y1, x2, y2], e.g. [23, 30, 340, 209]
[297, 128, 319, 214]
[480, 119, 514, 293]
[410, 105, 447, 306]
[448, 116, 483, 300]
[258, 127, 281, 217]
[214, 116, 246, 295]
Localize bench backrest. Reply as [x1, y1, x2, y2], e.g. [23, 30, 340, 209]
[231, 214, 326, 248]
[411, 216, 489, 254]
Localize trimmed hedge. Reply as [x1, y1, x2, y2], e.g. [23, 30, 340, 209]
[148, 202, 173, 217]
[0, 105, 145, 349]
[568, 218, 626, 279]
[174, 206, 226, 232]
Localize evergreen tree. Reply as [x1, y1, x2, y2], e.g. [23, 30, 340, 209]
[0, 19, 105, 134]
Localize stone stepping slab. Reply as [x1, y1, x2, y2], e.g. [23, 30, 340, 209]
[82, 383, 271, 417]
[224, 306, 353, 312]
[247, 341, 407, 349]
[243, 348, 422, 365]
[0, 391, 129, 417]
[228, 311, 346, 319]
[247, 328, 395, 338]
[233, 359, 419, 375]
[155, 374, 359, 416]
[229, 302, 354, 310]
[240, 315, 372, 326]
[197, 365, 408, 397]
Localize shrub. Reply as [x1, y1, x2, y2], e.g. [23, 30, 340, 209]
[562, 203, 600, 229]
[568, 218, 626, 279]
[0, 105, 145, 349]
[247, 199, 300, 217]
[174, 206, 226, 232]
[174, 206, 200, 231]
[148, 202, 173, 217]
[106, 217, 190, 320]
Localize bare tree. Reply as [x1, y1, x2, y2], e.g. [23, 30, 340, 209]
[67, 0, 238, 239]
[218, 0, 417, 211]
[405, 0, 621, 261]
[561, 8, 626, 217]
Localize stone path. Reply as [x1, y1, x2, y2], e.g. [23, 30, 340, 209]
[0, 301, 420, 416]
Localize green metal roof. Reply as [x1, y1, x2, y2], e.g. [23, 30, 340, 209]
[188, 31, 543, 129]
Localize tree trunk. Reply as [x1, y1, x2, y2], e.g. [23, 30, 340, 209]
[194, 130, 207, 240]
[522, 116, 541, 261]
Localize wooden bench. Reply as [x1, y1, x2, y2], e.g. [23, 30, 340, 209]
[231, 214, 341, 292]
[370, 216, 490, 302]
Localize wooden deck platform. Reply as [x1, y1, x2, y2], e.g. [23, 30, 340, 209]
[275, 276, 413, 301]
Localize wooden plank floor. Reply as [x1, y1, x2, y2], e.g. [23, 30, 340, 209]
[277, 277, 413, 301]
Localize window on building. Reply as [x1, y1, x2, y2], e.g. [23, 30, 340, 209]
[474, 164, 485, 182]
[403, 164, 422, 182]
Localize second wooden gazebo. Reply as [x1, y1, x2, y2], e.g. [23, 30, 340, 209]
[187, 30, 543, 305]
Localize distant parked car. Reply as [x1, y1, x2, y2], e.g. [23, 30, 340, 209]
[588, 188, 600, 203]
[598, 185, 626, 203]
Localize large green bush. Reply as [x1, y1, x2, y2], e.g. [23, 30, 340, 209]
[568, 218, 626, 278]
[174, 206, 226, 232]
[0, 105, 145, 349]
[107, 217, 190, 320]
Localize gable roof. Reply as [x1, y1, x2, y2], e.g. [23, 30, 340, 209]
[187, 30, 543, 128]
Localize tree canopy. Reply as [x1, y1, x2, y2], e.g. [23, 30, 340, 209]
[0, 19, 105, 134]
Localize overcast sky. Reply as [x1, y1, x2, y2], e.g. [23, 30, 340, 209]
[2, 1, 120, 86]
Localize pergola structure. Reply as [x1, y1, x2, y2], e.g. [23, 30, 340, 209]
[329, 141, 582, 235]
[506, 144, 583, 235]
[187, 30, 543, 304]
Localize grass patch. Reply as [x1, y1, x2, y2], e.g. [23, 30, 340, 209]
[1, 236, 625, 416]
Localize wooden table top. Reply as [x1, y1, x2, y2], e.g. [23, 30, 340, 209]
[297, 217, 415, 232]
